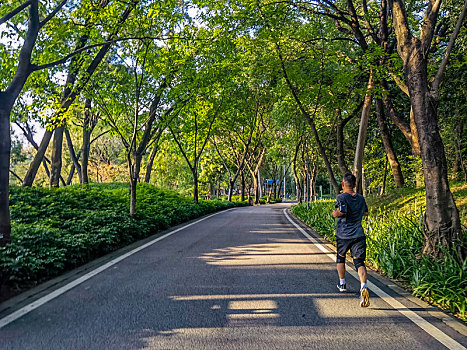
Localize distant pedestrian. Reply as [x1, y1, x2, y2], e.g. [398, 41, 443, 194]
[332, 172, 370, 307]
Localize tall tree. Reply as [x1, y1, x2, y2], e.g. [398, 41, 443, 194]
[169, 100, 220, 204]
[391, 0, 466, 259]
[0, 0, 137, 245]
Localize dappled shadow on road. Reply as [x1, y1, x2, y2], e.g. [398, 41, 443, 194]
[199, 240, 331, 268]
[120, 214, 424, 349]
[0, 206, 443, 350]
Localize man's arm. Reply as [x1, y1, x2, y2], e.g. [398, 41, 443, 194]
[332, 208, 344, 218]
[363, 211, 369, 217]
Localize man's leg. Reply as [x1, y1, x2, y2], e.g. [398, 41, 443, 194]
[352, 238, 370, 307]
[336, 240, 348, 292]
[357, 265, 367, 284]
[337, 261, 346, 279]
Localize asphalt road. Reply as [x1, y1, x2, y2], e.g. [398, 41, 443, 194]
[1, 203, 466, 349]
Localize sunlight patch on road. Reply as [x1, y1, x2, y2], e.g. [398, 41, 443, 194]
[229, 300, 277, 310]
[199, 242, 324, 267]
[170, 293, 344, 301]
[228, 313, 280, 319]
[313, 298, 388, 318]
[227, 300, 279, 320]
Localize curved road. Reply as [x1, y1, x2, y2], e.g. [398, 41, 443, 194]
[1, 204, 466, 349]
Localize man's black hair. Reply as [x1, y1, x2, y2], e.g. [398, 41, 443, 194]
[343, 172, 356, 188]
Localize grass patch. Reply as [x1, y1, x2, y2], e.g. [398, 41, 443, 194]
[291, 184, 467, 320]
[1, 183, 246, 301]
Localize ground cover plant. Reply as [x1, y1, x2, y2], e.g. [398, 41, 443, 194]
[0, 183, 246, 301]
[291, 184, 467, 320]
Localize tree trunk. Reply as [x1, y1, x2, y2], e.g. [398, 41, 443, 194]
[354, 74, 374, 194]
[129, 177, 137, 217]
[381, 157, 388, 196]
[23, 130, 53, 186]
[336, 109, 351, 176]
[228, 179, 234, 202]
[128, 149, 143, 216]
[293, 173, 302, 203]
[65, 127, 82, 184]
[410, 106, 424, 188]
[16, 122, 53, 178]
[144, 143, 159, 183]
[82, 99, 93, 185]
[311, 167, 317, 200]
[382, 83, 423, 187]
[67, 164, 75, 185]
[50, 125, 65, 187]
[0, 103, 12, 246]
[375, 98, 404, 188]
[193, 167, 199, 204]
[406, 57, 464, 260]
[0, 0, 40, 245]
[81, 130, 91, 184]
[389, 0, 467, 259]
[381, 81, 413, 147]
[252, 172, 259, 205]
[292, 139, 302, 203]
[241, 171, 246, 201]
[292, 165, 302, 204]
[454, 122, 467, 181]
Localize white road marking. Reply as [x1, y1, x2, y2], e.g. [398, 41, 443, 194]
[284, 208, 466, 350]
[0, 208, 235, 329]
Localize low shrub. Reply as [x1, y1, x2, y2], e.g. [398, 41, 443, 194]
[260, 196, 283, 204]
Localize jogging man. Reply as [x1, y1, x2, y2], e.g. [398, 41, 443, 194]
[332, 172, 370, 307]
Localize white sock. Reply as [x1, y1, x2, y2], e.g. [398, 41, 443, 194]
[340, 278, 346, 285]
[361, 282, 367, 289]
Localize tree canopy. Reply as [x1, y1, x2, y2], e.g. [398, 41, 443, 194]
[1, 0, 466, 259]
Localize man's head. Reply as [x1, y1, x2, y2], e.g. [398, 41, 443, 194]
[342, 172, 356, 190]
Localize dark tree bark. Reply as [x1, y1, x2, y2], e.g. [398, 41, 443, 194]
[336, 109, 351, 176]
[406, 59, 463, 258]
[241, 171, 246, 202]
[144, 143, 159, 183]
[375, 98, 404, 188]
[23, 130, 53, 186]
[245, 147, 266, 205]
[353, 74, 374, 194]
[64, 127, 82, 184]
[81, 99, 97, 185]
[292, 138, 302, 203]
[381, 157, 389, 195]
[15, 121, 51, 178]
[0, 0, 41, 245]
[391, 0, 466, 260]
[0, 103, 12, 245]
[193, 168, 199, 204]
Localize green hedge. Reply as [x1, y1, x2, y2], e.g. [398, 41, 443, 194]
[1, 183, 246, 297]
[291, 201, 466, 320]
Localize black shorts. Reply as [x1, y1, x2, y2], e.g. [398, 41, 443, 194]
[337, 236, 366, 260]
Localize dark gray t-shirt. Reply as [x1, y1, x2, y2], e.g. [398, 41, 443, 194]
[335, 192, 368, 239]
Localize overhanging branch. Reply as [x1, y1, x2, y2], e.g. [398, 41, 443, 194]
[431, 0, 467, 97]
[0, 0, 32, 26]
